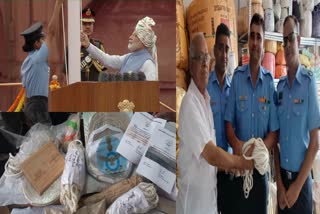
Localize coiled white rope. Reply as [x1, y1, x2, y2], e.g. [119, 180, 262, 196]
[60, 140, 85, 213]
[60, 184, 81, 213]
[4, 153, 23, 178]
[241, 138, 269, 198]
[138, 182, 159, 211]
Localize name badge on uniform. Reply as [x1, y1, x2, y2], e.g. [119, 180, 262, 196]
[258, 96, 270, 104]
[293, 99, 304, 104]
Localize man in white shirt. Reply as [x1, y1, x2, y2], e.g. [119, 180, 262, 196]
[177, 32, 254, 214]
[80, 16, 158, 81]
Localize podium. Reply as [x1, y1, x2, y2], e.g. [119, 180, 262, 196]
[49, 81, 159, 112]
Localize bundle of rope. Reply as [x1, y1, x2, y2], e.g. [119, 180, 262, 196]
[241, 138, 269, 198]
[60, 140, 86, 213]
[106, 182, 159, 214]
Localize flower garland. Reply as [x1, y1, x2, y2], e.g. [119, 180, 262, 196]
[14, 93, 25, 112]
[7, 88, 25, 112]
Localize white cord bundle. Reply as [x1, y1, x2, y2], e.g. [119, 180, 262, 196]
[60, 140, 86, 213]
[242, 138, 269, 198]
[106, 182, 159, 214]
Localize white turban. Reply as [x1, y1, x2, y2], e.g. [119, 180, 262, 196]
[135, 16, 158, 73]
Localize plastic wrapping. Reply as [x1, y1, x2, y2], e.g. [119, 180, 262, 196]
[265, 9, 275, 32]
[60, 140, 86, 213]
[302, 0, 314, 11]
[292, 0, 302, 21]
[86, 124, 132, 183]
[80, 175, 143, 207]
[265, 40, 277, 54]
[83, 112, 132, 145]
[263, 0, 273, 10]
[106, 182, 159, 214]
[280, 0, 291, 8]
[301, 10, 312, 37]
[0, 123, 60, 206]
[274, 3, 281, 21]
[0, 128, 26, 150]
[61, 114, 80, 153]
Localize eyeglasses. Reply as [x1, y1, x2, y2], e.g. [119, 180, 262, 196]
[283, 32, 297, 47]
[192, 53, 211, 63]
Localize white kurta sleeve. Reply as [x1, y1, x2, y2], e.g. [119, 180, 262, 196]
[178, 95, 211, 160]
[140, 60, 158, 81]
[86, 43, 128, 70]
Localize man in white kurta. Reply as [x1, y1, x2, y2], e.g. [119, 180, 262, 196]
[177, 78, 218, 214]
[177, 32, 254, 214]
[177, 32, 218, 214]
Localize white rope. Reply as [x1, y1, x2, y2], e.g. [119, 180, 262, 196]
[60, 140, 85, 213]
[3, 153, 23, 178]
[60, 184, 81, 213]
[138, 182, 159, 211]
[61, 4, 69, 85]
[241, 138, 269, 198]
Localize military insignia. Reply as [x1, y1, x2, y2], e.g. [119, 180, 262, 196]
[293, 99, 304, 104]
[86, 9, 92, 16]
[85, 56, 92, 63]
[258, 96, 270, 104]
[262, 106, 267, 111]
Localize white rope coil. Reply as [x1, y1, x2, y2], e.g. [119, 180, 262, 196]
[138, 182, 159, 211]
[60, 184, 81, 213]
[242, 138, 269, 198]
[60, 140, 85, 213]
[4, 153, 23, 178]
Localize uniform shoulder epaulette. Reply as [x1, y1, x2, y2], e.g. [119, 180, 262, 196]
[301, 67, 313, 79]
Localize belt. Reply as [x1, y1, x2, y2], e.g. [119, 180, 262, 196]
[27, 96, 48, 101]
[281, 168, 299, 181]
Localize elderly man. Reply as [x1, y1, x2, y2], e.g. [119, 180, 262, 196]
[177, 32, 253, 214]
[274, 15, 320, 214]
[224, 13, 279, 214]
[80, 16, 157, 80]
[80, 8, 106, 81]
[20, 0, 63, 126]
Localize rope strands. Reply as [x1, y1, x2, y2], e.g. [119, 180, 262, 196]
[241, 138, 270, 198]
[60, 140, 86, 213]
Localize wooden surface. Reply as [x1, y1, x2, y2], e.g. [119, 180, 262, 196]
[21, 143, 64, 195]
[49, 81, 160, 112]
